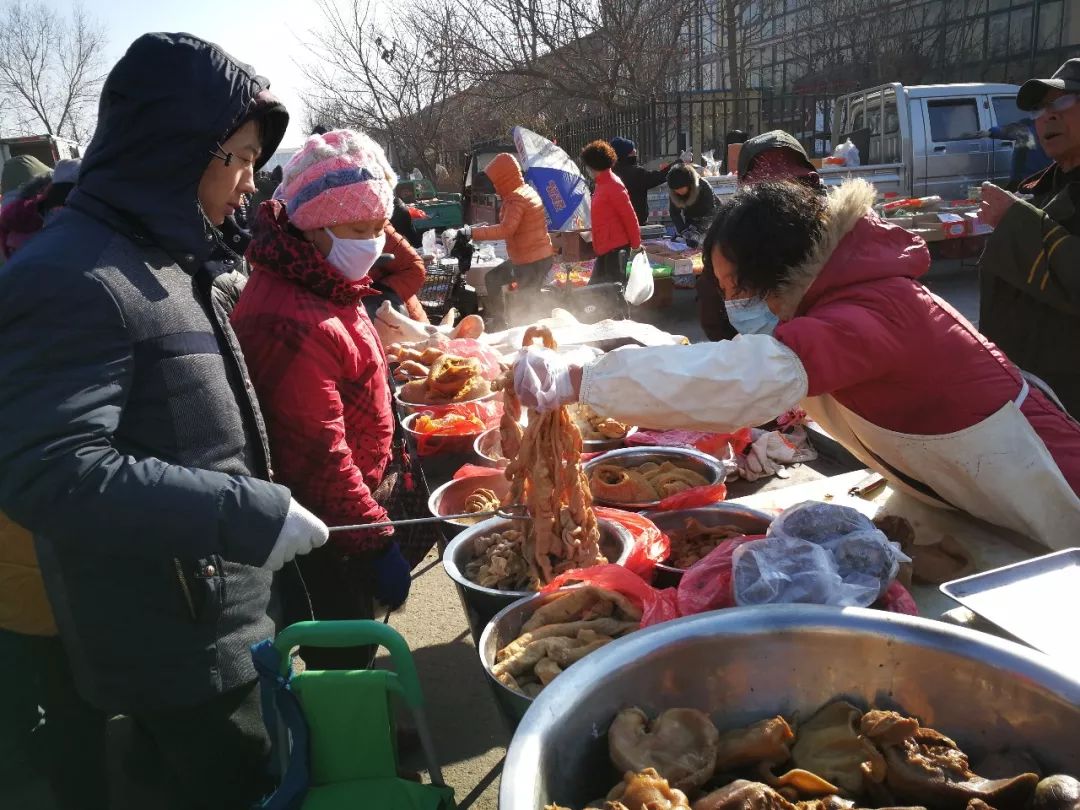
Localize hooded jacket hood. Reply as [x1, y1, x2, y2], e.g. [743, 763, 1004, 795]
[69, 32, 288, 265]
[774, 179, 930, 320]
[738, 130, 814, 178]
[1, 155, 50, 196]
[484, 153, 524, 196]
[668, 163, 703, 208]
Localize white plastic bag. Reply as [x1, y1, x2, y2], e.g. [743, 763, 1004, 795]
[833, 138, 861, 167]
[624, 251, 654, 306]
[421, 229, 437, 256]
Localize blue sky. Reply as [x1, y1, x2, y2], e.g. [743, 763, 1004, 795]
[59, 0, 336, 148]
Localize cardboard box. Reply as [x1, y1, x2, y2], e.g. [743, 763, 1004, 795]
[639, 277, 674, 310]
[550, 230, 595, 261]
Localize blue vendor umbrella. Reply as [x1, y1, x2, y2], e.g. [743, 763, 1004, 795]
[512, 126, 591, 231]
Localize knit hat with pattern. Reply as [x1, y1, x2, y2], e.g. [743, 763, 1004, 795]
[279, 129, 397, 230]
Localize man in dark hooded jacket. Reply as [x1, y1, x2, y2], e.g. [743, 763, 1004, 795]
[0, 33, 329, 807]
[610, 136, 670, 226]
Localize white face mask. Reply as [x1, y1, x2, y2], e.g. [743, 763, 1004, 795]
[724, 296, 780, 336]
[324, 229, 385, 281]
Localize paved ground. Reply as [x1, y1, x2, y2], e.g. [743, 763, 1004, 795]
[7, 260, 979, 810]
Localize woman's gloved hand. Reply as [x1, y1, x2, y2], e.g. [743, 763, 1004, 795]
[373, 542, 411, 609]
[263, 499, 329, 571]
[514, 346, 581, 412]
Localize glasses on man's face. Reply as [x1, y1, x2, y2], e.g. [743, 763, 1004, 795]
[1033, 93, 1080, 120]
[209, 144, 256, 170]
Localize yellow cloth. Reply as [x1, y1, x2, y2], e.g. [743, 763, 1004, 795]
[0, 511, 57, 636]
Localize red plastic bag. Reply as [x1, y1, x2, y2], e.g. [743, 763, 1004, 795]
[877, 581, 919, 616]
[653, 482, 728, 511]
[675, 535, 764, 616]
[595, 507, 670, 579]
[453, 463, 503, 480]
[695, 427, 753, 457]
[627, 428, 752, 457]
[540, 564, 680, 627]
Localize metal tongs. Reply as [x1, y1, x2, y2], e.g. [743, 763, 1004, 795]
[328, 503, 530, 533]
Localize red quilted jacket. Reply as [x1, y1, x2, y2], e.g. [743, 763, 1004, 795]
[232, 201, 394, 554]
[590, 169, 641, 256]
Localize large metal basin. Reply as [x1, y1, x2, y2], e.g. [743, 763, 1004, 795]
[443, 516, 633, 643]
[643, 504, 774, 587]
[478, 590, 588, 725]
[501, 606, 1080, 809]
[582, 446, 726, 510]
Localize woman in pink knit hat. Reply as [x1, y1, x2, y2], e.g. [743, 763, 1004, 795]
[231, 129, 412, 669]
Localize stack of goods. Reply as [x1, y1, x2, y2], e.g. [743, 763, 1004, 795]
[664, 518, 747, 569]
[490, 587, 641, 697]
[547, 699, 1064, 810]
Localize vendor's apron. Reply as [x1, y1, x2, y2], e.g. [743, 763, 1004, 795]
[802, 380, 1080, 550]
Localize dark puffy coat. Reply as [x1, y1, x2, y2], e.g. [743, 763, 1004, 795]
[979, 164, 1080, 416]
[613, 157, 668, 225]
[668, 165, 716, 234]
[0, 33, 292, 713]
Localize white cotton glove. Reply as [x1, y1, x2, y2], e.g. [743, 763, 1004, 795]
[514, 346, 576, 412]
[262, 499, 330, 571]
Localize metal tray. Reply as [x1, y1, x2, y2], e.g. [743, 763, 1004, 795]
[940, 547, 1080, 669]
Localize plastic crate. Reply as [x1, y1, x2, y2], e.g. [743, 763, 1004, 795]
[417, 265, 460, 320]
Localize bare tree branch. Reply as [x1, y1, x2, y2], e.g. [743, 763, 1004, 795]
[0, 1, 106, 141]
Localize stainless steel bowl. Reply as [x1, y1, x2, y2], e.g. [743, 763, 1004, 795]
[478, 590, 568, 724]
[393, 388, 498, 417]
[473, 423, 634, 466]
[643, 504, 774, 587]
[501, 606, 1080, 809]
[443, 517, 634, 643]
[473, 427, 506, 467]
[582, 446, 726, 510]
[427, 472, 512, 536]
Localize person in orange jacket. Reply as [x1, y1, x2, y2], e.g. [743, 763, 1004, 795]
[446, 153, 553, 329]
[580, 140, 641, 285]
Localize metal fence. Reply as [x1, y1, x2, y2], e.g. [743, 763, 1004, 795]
[553, 91, 838, 164]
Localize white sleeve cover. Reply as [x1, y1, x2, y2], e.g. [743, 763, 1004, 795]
[578, 335, 809, 432]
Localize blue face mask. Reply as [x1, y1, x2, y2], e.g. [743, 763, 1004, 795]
[724, 297, 779, 335]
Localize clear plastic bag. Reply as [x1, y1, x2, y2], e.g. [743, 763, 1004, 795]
[732, 536, 880, 607]
[833, 138, 861, 167]
[746, 502, 910, 607]
[624, 251, 655, 306]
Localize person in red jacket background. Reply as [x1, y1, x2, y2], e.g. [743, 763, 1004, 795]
[581, 140, 642, 286]
[231, 129, 411, 669]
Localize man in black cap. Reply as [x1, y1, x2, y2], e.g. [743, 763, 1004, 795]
[978, 58, 1080, 416]
[0, 33, 330, 807]
[697, 131, 824, 341]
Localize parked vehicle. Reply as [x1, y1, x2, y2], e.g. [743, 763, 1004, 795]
[461, 141, 514, 226]
[646, 82, 1025, 221]
[1, 134, 80, 173]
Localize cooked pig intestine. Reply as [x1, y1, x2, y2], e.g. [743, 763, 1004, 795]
[496, 326, 604, 584]
[589, 461, 710, 504]
[493, 588, 641, 697]
[464, 488, 500, 514]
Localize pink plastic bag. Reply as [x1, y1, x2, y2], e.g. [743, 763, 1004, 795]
[440, 338, 503, 380]
[595, 507, 670, 579]
[540, 564, 680, 627]
[452, 463, 504, 480]
[675, 535, 764, 616]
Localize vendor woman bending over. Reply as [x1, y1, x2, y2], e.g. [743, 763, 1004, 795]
[515, 180, 1080, 549]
